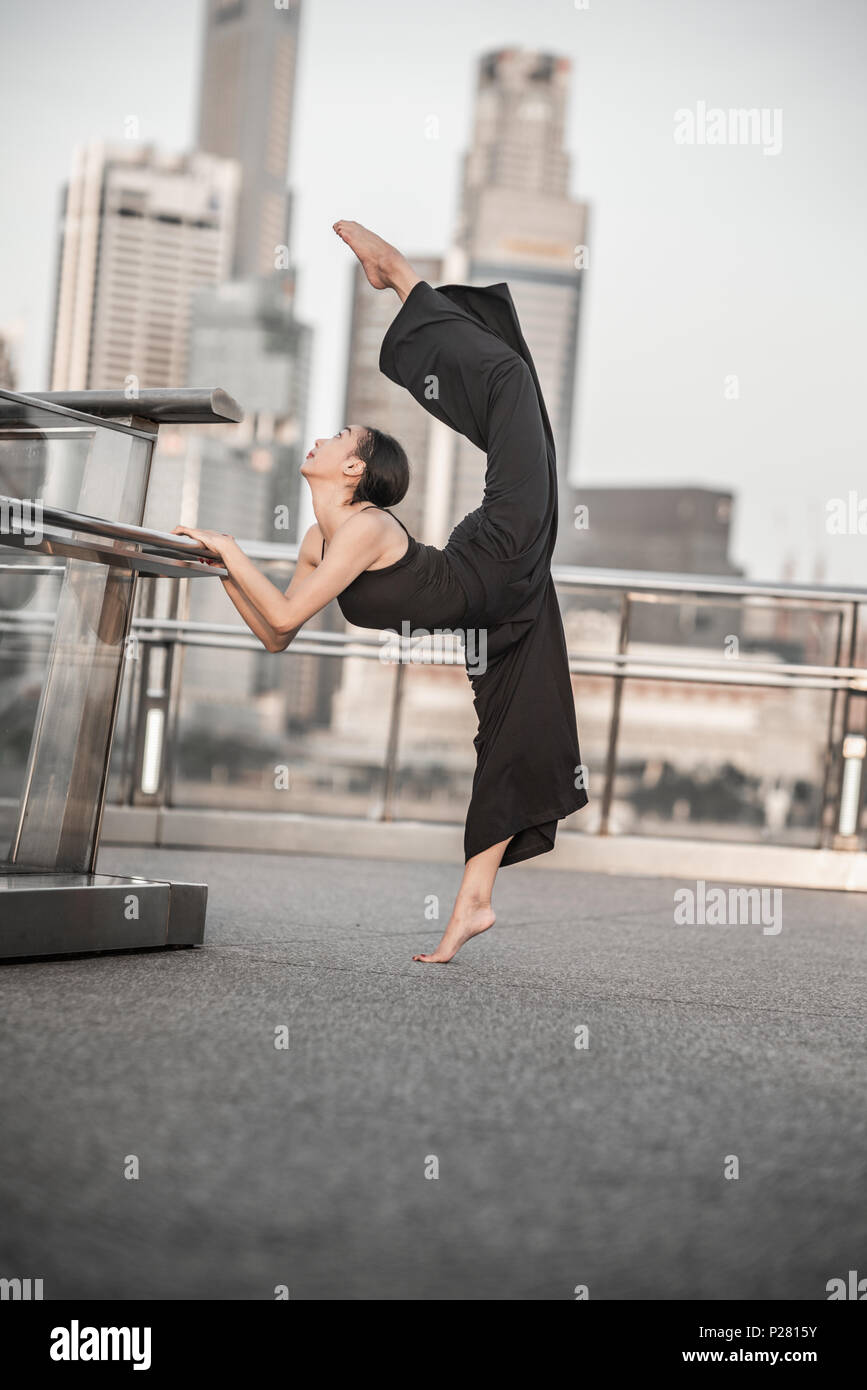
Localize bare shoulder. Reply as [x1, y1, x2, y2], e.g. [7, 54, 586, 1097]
[334, 506, 398, 547]
[306, 508, 402, 570]
[344, 506, 406, 556]
[347, 505, 396, 534]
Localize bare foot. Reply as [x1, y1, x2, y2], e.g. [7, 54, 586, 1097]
[413, 902, 496, 964]
[333, 220, 420, 299]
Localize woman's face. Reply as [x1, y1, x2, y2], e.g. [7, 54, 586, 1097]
[301, 425, 365, 487]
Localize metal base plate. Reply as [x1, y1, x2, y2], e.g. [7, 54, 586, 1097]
[0, 873, 207, 960]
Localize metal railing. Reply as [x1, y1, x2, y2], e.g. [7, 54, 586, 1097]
[107, 541, 867, 851]
[3, 386, 244, 424]
[3, 507, 866, 852]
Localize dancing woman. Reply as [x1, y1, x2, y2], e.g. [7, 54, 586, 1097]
[174, 222, 589, 962]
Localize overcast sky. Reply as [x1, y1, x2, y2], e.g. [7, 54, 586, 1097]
[1, 0, 865, 582]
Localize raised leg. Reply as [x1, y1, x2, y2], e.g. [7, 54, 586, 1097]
[413, 836, 511, 964]
[334, 220, 545, 465]
[333, 220, 421, 302]
[376, 278, 552, 558]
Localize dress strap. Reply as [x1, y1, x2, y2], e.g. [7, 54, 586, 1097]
[360, 504, 411, 537]
[321, 506, 411, 559]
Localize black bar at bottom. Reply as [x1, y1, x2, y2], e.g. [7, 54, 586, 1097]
[1, 1298, 863, 1372]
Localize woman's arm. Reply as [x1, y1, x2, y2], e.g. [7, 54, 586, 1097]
[172, 511, 390, 651]
[222, 512, 389, 646]
[221, 527, 319, 651]
[171, 522, 304, 651]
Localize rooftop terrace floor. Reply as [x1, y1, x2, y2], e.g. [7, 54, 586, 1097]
[1, 844, 865, 1300]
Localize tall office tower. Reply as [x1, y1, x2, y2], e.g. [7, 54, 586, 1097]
[48, 143, 240, 391]
[447, 49, 589, 560]
[343, 258, 443, 540]
[197, 0, 302, 279]
[191, 0, 311, 546]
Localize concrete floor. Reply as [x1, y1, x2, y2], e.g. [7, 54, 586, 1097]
[1, 844, 865, 1300]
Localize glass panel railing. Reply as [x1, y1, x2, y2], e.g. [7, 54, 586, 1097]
[389, 660, 477, 826]
[0, 392, 155, 869]
[129, 559, 394, 819]
[610, 677, 828, 844]
[0, 389, 226, 874]
[0, 386, 245, 959]
[96, 545, 867, 856]
[165, 630, 395, 818]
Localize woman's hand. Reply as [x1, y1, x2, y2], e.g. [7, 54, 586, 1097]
[171, 524, 234, 565]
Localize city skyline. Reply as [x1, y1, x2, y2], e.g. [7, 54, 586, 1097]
[1, 0, 866, 584]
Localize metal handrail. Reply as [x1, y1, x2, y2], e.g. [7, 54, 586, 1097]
[4, 576, 866, 682]
[0, 494, 227, 567]
[121, 565, 863, 845]
[3, 538, 863, 846]
[3, 387, 244, 425]
[0, 607, 851, 688]
[127, 614, 865, 675]
[549, 564, 867, 605]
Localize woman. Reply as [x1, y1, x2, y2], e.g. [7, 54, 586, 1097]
[174, 221, 588, 963]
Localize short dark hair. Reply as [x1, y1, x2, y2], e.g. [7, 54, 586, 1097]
[351, 426, 410, 508]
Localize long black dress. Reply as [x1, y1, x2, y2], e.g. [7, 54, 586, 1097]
[325, 279, 589, 867]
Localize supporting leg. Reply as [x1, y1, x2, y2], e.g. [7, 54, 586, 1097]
[413, 836, 511, 964]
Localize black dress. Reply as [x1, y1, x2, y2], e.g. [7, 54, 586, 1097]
[323, 279, 589, 867]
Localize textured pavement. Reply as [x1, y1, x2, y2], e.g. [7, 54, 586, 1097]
[1, 845, 865, 1301]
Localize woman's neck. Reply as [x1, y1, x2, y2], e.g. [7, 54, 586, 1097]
[310, 485, 371, 544]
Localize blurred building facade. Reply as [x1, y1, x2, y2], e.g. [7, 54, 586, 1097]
[565, 484, 744, 645]
[48, 143, 240, 392]
[571, 486, 741, 575]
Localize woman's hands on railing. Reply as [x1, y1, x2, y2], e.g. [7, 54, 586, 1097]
[171, 524, 236, 566]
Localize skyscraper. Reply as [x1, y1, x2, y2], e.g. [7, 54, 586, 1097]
[447, 49, 589, 560]
[48, 143, 239, 391]
[196, 0, 302, 279]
